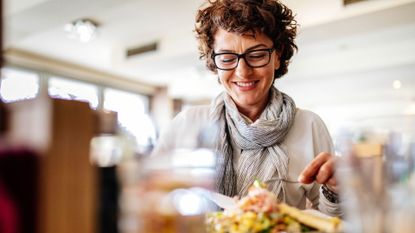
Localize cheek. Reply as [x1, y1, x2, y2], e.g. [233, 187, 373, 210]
[260, 68, 275, 83]
[256, 71, 275, 89]
[218, 71, 231, 83]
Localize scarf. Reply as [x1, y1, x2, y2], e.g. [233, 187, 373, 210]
[209, 86, 296, 201]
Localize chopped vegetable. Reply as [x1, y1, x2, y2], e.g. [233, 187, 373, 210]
[206, 182, 342, 233]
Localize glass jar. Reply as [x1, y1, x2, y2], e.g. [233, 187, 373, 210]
[335, 123, 415, 233]
[135, 148, 217, 233]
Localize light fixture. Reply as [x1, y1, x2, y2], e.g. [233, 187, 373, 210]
[392, 80, 402, 90]
[64, 18, 99, 43]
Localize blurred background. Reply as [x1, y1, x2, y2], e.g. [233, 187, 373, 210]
[1, 1, 415, 233]
[2, 0, 415, 146]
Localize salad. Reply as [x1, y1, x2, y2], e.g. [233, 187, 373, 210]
[206, 181, 341, 233]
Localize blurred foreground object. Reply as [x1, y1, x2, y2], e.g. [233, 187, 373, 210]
[0, 100, 7, 134]
[335, 126, 415, 233]
[1, 97, 98, 233]
[134, 148, 217, 233]
[1, 101, 39, 233]
[91, 110, 122, 167]
[91, 110, 123, 233]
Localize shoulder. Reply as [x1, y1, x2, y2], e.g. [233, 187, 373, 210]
[285, 108, 333, 148]
[288, 108, 334, 153]
[152, 105, 211, 156]
[164, 105, 211, 135]
[175, 105, 211, 122]
[292, 108, 329, 132]
[294, 108, 325, 124]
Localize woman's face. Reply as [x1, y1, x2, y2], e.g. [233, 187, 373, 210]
[213, 28, 280, 112]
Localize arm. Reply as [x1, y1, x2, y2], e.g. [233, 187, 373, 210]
[300, 152, 343, 216]
[298, 114, 343, 216]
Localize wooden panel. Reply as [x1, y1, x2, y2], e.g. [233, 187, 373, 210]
[37, 98, 97, 233]
[353, 143, 383, 158]
[353, 143, 384, 195]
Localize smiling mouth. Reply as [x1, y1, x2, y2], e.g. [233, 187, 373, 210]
[235, 81, 259, 87]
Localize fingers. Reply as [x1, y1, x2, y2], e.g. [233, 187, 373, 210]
[313, 157, 339, 194]
[298, 152, 331, 184]
[326, 179, 339, 192]
[326, 177, 337, 187]
[315, 157, 334, 184]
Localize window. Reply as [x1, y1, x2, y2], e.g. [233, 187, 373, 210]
[48, 77, 99, 108]
[1, 66, 154, 152]
[103, 88, 155, 150]
[0, 68, 39, 102]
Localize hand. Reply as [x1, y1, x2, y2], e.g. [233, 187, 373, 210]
[298, 152, 338, 192]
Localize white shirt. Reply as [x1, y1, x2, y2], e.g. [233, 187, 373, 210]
[152, 105, 342, 216]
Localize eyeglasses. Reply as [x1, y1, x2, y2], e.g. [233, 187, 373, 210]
[211, 48, 275, 71]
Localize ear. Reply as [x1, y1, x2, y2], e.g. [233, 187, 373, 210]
[274, 45, 284, 68]
[273, 52, 281, 69]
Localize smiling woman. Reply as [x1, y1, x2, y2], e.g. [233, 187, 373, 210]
[212, 28, 278, 121]
[152, 0, 342, 218]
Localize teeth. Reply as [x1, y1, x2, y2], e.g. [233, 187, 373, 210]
[236, 81, 255, 87]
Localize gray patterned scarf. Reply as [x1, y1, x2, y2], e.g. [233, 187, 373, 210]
[209, 86, 296, 201]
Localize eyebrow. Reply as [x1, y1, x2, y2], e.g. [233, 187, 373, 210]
[216, 44, 270, 53]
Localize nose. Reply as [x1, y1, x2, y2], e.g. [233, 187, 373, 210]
[235, 57, 253, 78]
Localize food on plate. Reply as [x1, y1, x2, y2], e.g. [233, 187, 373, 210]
[206, 181, 342, 233]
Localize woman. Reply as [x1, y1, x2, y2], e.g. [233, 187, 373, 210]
[153, 0, 341, 216]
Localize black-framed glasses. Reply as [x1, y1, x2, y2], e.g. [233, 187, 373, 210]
[211, 48, 275, 71]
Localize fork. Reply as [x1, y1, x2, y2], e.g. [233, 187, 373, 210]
[265, 177, 300, 184]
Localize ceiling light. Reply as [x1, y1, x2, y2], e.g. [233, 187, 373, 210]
[64, 18, 99, 43]
[392, 80, 402, 90]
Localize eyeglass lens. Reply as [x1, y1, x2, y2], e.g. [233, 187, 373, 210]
[214, 49, 272, 70]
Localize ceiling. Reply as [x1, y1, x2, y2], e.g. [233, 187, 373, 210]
[4, 0, 415, 132]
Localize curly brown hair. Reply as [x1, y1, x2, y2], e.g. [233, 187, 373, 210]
[195, 0, 298, 80]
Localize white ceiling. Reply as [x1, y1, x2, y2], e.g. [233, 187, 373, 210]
[4, 0, 415, 132]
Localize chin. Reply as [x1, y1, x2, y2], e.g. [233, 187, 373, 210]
[236, 99, 259, 107]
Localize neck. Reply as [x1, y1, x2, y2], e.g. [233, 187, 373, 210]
[237, 100, 268, 122]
